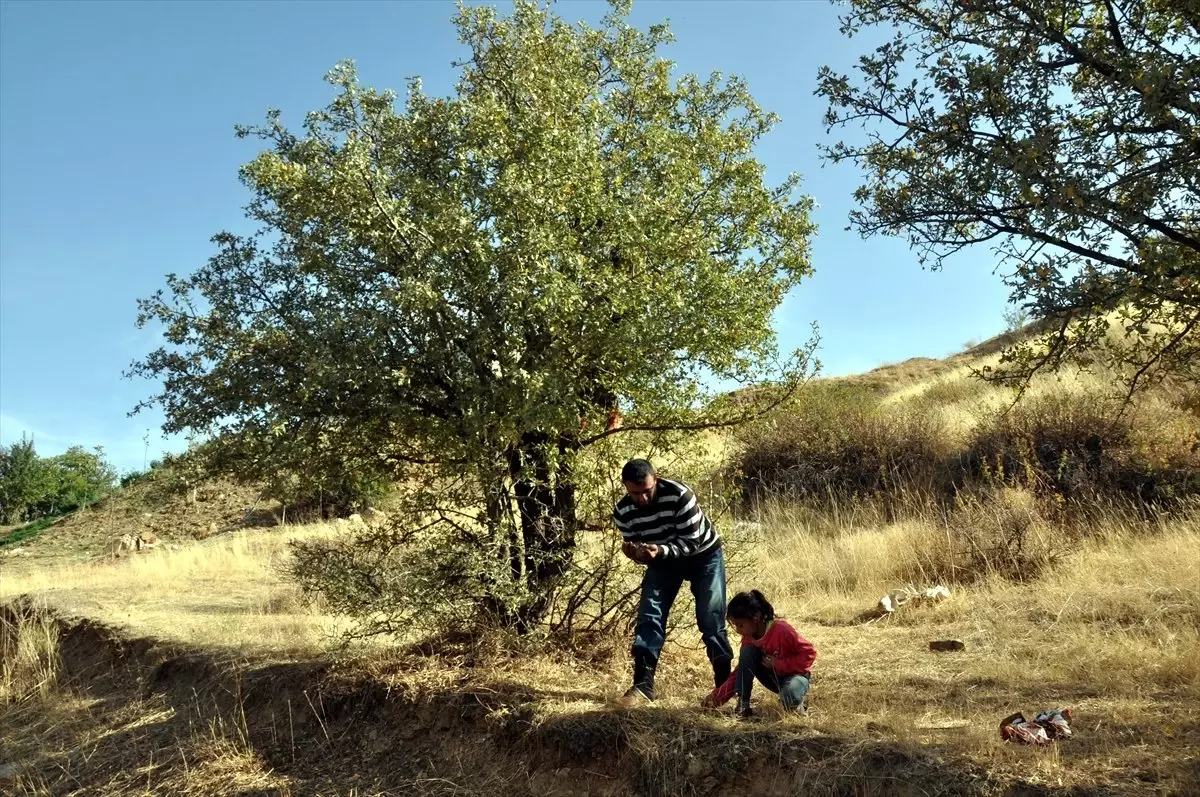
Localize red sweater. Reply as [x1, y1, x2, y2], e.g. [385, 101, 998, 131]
[708, 619, 816, 707]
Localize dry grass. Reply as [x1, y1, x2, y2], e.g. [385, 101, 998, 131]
[1, 600, 60, 704]
[741, 345, 1199, 512]
[3, 496, 1197, 794]
[505, 503, 1198, 793]
[0, 525, 350, 655]
[0, 475, 275, 572]
[735, 500, 1200, 793]
[0, 685, 295, 796]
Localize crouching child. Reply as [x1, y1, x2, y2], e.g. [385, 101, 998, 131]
[702, 590, 816, 719]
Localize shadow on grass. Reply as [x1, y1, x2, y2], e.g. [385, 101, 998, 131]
[898, 674, 1105, 706]
[4, 607, 1185, 797]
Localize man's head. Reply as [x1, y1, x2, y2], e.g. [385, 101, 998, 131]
[621, 459, 658, 507]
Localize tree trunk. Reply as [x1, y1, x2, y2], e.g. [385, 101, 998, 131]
[506, 433, 579, 633]
[479, 475, 527, 629]
[483, 475, 523, 586]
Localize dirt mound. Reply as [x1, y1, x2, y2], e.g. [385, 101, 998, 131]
[0, 608, 1105, 797]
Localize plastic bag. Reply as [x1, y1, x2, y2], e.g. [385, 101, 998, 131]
[1000, 712, 1051, 745]
[1035, 708, 1073, 739]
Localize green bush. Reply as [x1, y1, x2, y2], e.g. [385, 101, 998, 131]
[736, 383, 954, 503]
[0, 515, 61, 548]
[119, 469, 152, 489]
[913, 376, 989, 406]
[738, 381, 1199, 511]
[966, 390, 1200, 505]
[0, 437, 50, 524]
[0, 438, 116, 524]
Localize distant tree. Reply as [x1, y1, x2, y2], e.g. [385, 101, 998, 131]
[0, 436, 51, 524]
[817, 0, 1200, 394]
[0, 439, 113, 522]
[120, 469, 151, 489]
[1003, 304, 1030, 333]
[131, 0, 817, 630]
[41, 446, 117, 515]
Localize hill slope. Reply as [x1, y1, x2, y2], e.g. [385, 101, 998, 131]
[3, 327, 1197, 795]
[1, 473, 272, 572]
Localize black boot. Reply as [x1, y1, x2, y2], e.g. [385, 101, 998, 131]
[712, 658, 732, 690]
[617, 654, 657, 706]
[735, 697, 754, 720]
[633, 653, 657, 700]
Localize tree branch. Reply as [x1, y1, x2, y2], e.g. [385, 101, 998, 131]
[1125, 308, 1200, 400]
[578, 372, 809, 447]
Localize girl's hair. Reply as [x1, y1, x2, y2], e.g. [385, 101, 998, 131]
[727, 590, 775, 622]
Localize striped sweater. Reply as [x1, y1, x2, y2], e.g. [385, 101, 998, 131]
[612, 478, 721, 560]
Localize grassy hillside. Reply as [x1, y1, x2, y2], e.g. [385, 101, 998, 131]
[739, 332, 1199, 510]
[0, 467, 275, 572]
[2, 331, 1197, 795]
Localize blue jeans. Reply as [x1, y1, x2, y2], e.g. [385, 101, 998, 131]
[736, 644, 809, 710]
[631, 546, 734, 670]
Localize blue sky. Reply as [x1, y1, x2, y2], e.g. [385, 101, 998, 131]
[0, 0, 1012, 474]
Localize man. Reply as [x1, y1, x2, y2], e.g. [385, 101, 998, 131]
[612, 458, 734, 707]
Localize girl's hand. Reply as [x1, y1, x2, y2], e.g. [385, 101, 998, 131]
[763, 654, 776, 671]
[700, 694, 715, 709]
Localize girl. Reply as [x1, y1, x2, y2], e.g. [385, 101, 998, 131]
[702, 590, 816, 718]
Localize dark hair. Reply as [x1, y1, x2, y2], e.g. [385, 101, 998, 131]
[727, 590, 775, 622]
[621, 458, 656, 483]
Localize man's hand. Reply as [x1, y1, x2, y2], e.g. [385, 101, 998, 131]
[622, 542, 661, 564]
[763, 654, 777, 671]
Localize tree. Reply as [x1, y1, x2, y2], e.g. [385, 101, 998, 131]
[0, 439, 113, 522]
[132, 0, 816, 631]
[1002, 303, 1029, 333]
[0, 436, 51, 524]
[817, 0, 1200, 394]
[42, 446, 117, 515]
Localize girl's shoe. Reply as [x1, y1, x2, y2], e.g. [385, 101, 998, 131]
[735, 700, 754, 720]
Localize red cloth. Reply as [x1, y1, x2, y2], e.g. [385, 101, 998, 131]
[708, 619, 816, 707]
